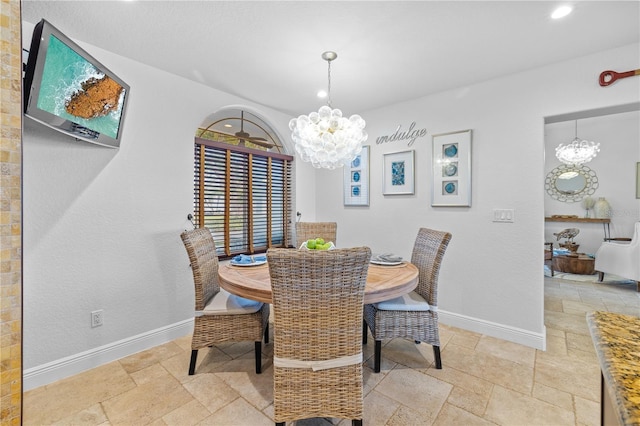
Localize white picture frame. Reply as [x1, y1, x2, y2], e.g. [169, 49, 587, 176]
[383, 150, 415, 195]
[432, 129, 472, 206]
[343, 146, 370, 206]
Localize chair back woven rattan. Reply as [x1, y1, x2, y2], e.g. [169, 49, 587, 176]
[182, 228, 220, 311]
[363, 227, 452, 372]
[181, 228, 269, 375]
[267, 247, 371, 425]
[295, 221, 337, 248]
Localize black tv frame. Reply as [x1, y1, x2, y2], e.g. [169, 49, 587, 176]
[23, 19, 130, 148]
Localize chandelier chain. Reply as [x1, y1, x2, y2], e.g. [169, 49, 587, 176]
[327, 59, 332, 108]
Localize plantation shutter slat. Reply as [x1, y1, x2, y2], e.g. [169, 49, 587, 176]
[193, 140, 293, 258]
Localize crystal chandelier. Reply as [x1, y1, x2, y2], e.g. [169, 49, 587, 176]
[289, 51, 367, 170]
[555, 120, 600, 165]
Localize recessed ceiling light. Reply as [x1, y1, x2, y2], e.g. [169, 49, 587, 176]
[317, 90, 327, 99]
[551, 5, 572, 19]
[224, 124, 233, 128]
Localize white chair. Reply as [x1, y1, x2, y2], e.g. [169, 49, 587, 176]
[594, 222, 640, 292]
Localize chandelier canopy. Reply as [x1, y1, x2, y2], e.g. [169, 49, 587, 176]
[555, 120, 600, 165]
[289, 51, 367, 170]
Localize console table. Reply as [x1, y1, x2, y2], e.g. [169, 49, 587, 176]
[545, 217, 611, 240]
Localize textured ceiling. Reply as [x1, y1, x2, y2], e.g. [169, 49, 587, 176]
[22, 1, 640, 118]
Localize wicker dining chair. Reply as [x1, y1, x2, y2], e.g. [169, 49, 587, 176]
[180, 228, 270, 375]
[363, 228, 452, 373]
[295, 221, 337, 248]
[267, 247, 371, 426]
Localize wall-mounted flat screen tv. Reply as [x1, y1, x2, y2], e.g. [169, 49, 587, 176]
[23, 19, 129, 148]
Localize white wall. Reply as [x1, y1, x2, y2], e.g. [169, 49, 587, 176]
[22, 14, 640, 389]
[294, 160, 318, 222]
[544, 111, 640, 254]
[21, 21, 295, 389]
[313, 43, 640, 347]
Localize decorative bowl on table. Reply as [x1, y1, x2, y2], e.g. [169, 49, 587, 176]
[299, 238, 335, 251]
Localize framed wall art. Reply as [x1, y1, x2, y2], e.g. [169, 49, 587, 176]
[343, 146, 370, 206]
[432, 129, 472, 206]
[383, 150, 415, 195]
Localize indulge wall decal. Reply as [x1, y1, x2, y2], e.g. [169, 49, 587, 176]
[376, 122, 428, 147]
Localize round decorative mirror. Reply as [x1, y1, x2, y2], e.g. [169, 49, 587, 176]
[545, 164, 598, 202]
[555, 172, 586, 194]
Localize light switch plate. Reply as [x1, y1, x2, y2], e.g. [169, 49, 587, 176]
[493, 209, 514, 222]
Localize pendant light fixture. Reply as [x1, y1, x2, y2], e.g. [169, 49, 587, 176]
[289, 51, 367, 170]
[555, 120, 600, 165]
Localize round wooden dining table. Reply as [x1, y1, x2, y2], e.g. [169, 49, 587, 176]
[218, 261, 419, 304]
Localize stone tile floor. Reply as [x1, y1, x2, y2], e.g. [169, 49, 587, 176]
[24, 276, 640, 425]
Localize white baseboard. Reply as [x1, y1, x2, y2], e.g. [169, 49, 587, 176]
[23, 319, 194, 391]
[438, 310, 546, 350]
[24, 313, 545, 391]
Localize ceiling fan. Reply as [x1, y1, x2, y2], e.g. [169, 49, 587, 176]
[212, 111, 275, 149]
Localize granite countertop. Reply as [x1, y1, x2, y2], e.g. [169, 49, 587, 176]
[587, 311, 640, 425]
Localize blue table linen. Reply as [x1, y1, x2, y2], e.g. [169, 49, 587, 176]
[232, 254, 267, 264]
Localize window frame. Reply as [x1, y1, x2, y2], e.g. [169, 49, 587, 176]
[193, 137, 294, 259]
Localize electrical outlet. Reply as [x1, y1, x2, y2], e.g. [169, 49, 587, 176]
[91, 310, 103, 328]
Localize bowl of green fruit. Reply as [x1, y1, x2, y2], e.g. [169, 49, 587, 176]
[300, 238, 335, 251]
